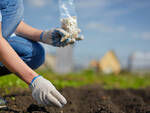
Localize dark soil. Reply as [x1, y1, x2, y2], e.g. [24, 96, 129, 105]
[1, 85, 150, 113]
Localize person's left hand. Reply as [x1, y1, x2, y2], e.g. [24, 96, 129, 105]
[40, 28, 75, 47]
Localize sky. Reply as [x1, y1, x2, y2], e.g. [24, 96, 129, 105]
[23, 0, 150, 68]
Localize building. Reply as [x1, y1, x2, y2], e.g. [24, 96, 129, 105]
[128, 52, 150, 74]
[54, 45, 74, 74]
[99, 50, 121, 74]
[39, 45, 74, 74]
[90, 60, 100, 72]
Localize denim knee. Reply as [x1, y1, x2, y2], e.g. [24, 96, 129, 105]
[26, 42, 45, 69]
[7, 35, 45, 69]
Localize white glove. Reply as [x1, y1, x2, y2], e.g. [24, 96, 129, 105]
[29, 76, 67, 107]
[40, 28, 75, 47]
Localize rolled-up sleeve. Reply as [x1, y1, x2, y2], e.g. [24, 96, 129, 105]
[1, 0, 24, 39]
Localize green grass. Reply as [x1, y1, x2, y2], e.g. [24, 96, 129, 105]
[0, 69, 150, 93]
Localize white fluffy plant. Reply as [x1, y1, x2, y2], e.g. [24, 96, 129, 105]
[59, 0, 84, 44]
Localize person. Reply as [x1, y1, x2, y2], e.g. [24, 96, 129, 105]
[0, 0, 81, 108]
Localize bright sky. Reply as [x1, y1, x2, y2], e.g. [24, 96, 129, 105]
[24, 0, 150, 67]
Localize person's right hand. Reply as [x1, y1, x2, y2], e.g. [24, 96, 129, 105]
[40, 28, 75, 47]
[29, 75, 67, 107]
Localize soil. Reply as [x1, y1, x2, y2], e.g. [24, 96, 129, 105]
[1, 85, 150, 113]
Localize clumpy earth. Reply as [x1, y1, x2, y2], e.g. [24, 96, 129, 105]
[1, 85, 150, 113]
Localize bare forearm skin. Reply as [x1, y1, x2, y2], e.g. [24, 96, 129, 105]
[15, 21, 43, 42]
[0, 24, 38, 85]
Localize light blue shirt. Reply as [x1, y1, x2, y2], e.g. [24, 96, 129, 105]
[0, 0, 24, 67]
[0, 11, 1, 22]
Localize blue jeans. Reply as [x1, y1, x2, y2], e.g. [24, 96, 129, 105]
[0, 0, 45, 71]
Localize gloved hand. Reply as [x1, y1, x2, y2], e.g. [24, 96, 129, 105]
[29, 75, 67, 107]
[40, 28, 75, 47]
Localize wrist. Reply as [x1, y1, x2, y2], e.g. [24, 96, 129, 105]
[29, 75, 41, 86]
[22, 71, 39, 85]
[40, 31, 44, 41]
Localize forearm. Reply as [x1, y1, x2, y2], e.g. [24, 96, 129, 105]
[15, 21, 75, 47]
[15, 21, 43, 42]
[0, 35, 38, 84]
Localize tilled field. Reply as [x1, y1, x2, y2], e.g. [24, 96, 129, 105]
[1, 85, 150, 113]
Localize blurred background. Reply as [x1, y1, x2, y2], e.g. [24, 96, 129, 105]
[23, 0, 150, 75]
[1, 0, 150, 92]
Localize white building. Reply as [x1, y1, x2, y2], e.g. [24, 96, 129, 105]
[128, 52, 150, 73]
[54, 45, 74, 74]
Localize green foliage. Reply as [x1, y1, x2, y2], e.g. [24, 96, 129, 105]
[37, 69, 150, 89]
[0, 74, 27, 88]
[0, 69, 150, 93]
